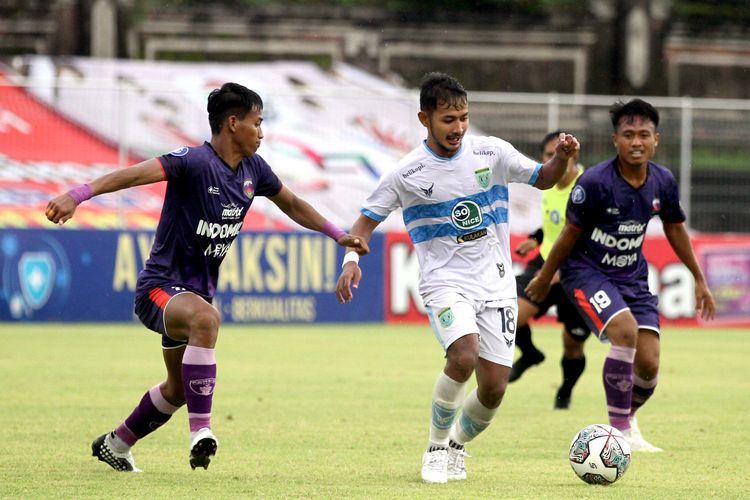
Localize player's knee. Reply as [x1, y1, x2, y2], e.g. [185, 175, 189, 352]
[446, 345, 479, 380]
[188, 307, 221, 344]
[477, 384, 505, 409]
[605, 314, 638, 346]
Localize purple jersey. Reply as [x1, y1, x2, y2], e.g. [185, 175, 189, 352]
[136, 143, 282, 299]
[561, 158, 685, 282]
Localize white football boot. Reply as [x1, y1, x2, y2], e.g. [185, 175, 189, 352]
[624, 417, 663, 452]
[421, 448, 448, 484]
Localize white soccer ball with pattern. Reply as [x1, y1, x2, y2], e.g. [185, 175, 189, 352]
[569, 424, 631, 485]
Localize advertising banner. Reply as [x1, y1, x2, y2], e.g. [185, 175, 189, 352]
[385, 232, 750, 326]
[0, 229, 384, 324]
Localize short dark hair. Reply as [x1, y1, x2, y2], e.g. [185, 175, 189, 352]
[609, 98, 659, 130]
[419, 72, 467, 113]
[540, 130, 566, 153]
[207, 82, 263, 135]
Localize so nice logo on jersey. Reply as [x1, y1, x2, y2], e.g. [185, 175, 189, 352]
[451, 200, 483, 230]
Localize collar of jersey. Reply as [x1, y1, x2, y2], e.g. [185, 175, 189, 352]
[421, 139, 465, 161]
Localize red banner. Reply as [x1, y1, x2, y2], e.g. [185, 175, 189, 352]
[384, 232, 750, 326]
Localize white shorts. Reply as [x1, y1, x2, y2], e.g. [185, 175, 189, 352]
[425, 292, 518, 367]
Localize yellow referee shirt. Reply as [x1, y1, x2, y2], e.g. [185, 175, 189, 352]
[539, 165, 584, 260]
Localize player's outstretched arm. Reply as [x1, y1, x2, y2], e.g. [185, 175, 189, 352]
[533, 133, 580, 190]
[526, 222, 582, 302]
[663, 222, 716, 320]
[336, 214, 380, 304]
[269, 185, 369, 255]
[45, 158, 165, 225]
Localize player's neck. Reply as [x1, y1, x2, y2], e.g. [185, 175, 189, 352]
[210, 137, 242, 171]
[616, 158, 648, 188]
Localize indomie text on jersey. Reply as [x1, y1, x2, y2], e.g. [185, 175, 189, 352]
[196, 219, 243, 258]
[591, 226, 645, 268]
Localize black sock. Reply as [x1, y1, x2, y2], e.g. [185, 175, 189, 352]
[428, 445, 448, 452]
[448, 439, 464, 451]
[560, 355, 586, 393]
[515, 324, 538, 355]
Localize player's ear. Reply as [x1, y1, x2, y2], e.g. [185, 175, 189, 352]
[417, 110, 429, 128]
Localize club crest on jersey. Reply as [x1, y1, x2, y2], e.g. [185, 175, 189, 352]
[243, 179, 255, 200]
[571, 185, 586, 204]
[451, 200, 482, 230]
[437, 307, 455, 328]
[475, 167, 491, 189]
[651, 197, 661, 215]
[168, 146, 189, 157]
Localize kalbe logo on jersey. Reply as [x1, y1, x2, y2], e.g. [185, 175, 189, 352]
[243, 179, 255, 200]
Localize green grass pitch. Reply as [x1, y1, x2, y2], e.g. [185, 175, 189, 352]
[1, 322, 748, 498]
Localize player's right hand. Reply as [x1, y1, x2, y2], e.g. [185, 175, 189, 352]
[525, 275, 551, 303]
[335, 263, 361, 304]
[515, 238, 538, 256]
[45, 194, 77, 225]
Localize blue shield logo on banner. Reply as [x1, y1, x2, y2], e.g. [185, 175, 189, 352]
[18, 252, 55, 310]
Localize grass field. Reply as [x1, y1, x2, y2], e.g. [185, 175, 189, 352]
[1, 322, 748, 499]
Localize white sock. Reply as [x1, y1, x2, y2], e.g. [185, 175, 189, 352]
[428, 371, 467, 448]
[108, 431, 131, 453]
[449, 388, 498, 445]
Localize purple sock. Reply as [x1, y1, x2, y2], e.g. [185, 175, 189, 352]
[602, 345, 635, 432]
[182, 345, 217, 432]
[115, 384, 180, 446]
[631, 373, 658, 416]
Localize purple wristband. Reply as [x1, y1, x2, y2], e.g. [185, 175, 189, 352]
[322, 221, 346, 241]
[67, 184, 93, 205]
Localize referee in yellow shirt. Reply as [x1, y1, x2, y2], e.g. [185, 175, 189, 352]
[510, 131, 591, 409]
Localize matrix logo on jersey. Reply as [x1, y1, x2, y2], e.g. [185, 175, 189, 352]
[451, 200, 482, 230]
[221, 203, 243, 220]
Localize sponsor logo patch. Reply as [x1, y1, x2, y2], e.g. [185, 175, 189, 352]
[419, 182, 434, 198]
[451, 200, 482, 230]
[571, 185, 586, 204]
[243, 179, 255, 200]
[168, 146, 189, 157]
[457, 228, 487, 243]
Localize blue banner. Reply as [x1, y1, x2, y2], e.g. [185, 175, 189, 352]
[0, 229, 384, 323]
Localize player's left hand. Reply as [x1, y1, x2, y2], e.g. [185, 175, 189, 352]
[695, 280, 716, 321]
[525, 275, 552, 303]
[555, 133, 580, 161]
[337, 234, 369, 255]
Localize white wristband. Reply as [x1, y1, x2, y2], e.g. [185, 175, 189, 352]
[342, 251, 360, 268]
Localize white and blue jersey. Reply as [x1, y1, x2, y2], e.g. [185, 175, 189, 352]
[362, 135, 541, 302]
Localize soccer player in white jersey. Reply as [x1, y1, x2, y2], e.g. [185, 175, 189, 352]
[335, 72, 580, 483]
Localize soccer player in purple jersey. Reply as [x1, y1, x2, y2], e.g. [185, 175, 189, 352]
[526, 98, 715, 452]
[46, 82, 368, 472]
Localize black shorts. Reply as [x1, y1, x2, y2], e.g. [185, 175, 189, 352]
[516, 254, 591, 341]
[134, 284, 195, 349]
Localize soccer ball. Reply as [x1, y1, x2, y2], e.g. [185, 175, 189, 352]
[569, 424, 631, 485]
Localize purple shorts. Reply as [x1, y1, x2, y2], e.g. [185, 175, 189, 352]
[561, 269, 660, 340]
[134, 284, 194, 349]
